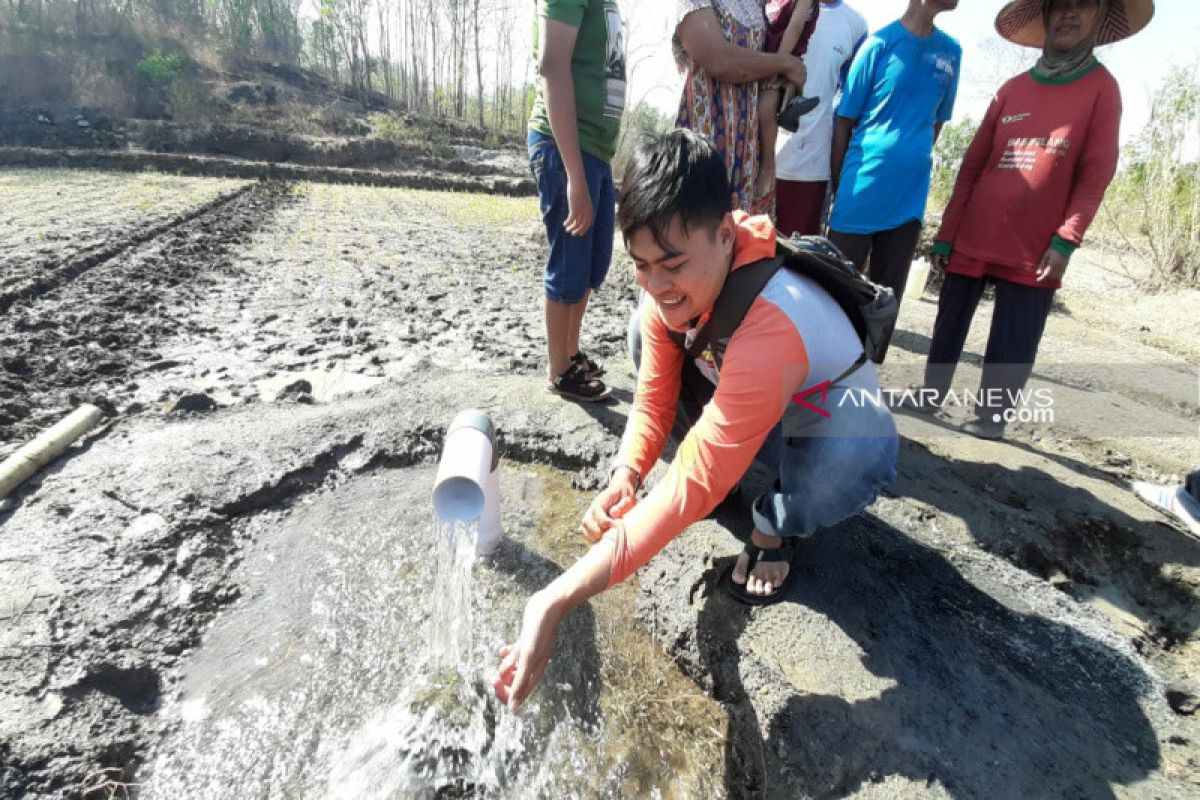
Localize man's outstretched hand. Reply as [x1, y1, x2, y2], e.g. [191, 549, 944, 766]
[493, 589, 565, 712]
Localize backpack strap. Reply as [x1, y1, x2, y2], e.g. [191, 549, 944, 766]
[828, 350, 868, 387]
[685, 257, 784, 361]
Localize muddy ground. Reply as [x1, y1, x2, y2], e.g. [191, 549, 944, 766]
[0, 167, 1198, 798]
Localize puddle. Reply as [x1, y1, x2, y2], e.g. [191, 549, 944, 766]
[143, 463, 725, 797]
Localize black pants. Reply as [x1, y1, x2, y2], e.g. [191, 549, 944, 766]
[1187, 470, 1200, 503]
[924, 272, 1056, 423]
[828, 220, 922, 362]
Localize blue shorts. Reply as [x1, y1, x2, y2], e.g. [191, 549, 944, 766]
[528, 130, 615, 304]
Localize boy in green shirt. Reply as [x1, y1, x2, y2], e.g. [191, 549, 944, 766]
[528, 0, 626, 402]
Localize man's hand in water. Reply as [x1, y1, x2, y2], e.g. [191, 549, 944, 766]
[493, 589, 565, 712]
[579, 467, 638, 543]
[494, 538, 616, 712]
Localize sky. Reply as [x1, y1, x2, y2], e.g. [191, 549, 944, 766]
[622, 0, 1199, 147]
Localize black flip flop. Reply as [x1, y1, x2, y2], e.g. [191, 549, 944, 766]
[722, 539, 797, 606]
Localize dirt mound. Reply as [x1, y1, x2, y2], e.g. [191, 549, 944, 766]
[0, 105, 122, 149]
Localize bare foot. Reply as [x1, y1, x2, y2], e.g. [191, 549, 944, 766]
[731, 528, 790, 597]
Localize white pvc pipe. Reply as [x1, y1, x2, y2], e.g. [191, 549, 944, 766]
[432, 409, 502, 556]
[0, 404, 103, 501]
[433, 425, 491, 522]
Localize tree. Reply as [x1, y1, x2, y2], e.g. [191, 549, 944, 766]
[929, 117, 978, 211]
[1102, 62, 1200, 289]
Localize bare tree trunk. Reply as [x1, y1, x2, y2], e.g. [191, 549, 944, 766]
[472, 0, 484, 130]
[427, 1, 436, 115]
[379, 0, 392, 101]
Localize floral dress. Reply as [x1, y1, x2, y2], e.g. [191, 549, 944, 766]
[673, 0, 767, 210]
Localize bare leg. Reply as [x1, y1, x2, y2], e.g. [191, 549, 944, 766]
[545, 298, 574, 382]
[757, 87, 780, 205]
[567, 289, 590, 358]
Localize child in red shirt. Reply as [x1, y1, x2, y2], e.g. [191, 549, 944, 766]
[756, 0, 820, 205]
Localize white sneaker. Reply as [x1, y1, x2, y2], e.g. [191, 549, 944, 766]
[1133, 481, 1200, 538]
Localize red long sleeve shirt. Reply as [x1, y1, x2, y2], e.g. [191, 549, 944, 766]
[935, 63, 1121, 289]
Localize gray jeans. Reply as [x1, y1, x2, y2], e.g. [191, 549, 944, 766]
[628, 308, 898, 538]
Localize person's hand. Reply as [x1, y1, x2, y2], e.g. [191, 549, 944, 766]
[493, 589, 565, 712]
[1036, 247, 1069, 283]
[580, 468, 638, 544]
[565, 175, 594, 236]
[778, 54, 807, 93]
[930, 252, 949, 272]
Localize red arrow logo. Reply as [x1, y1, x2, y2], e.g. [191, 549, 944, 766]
[791, 380, 833, 418]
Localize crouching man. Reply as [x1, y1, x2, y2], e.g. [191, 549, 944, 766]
[495, 129, 898, 712]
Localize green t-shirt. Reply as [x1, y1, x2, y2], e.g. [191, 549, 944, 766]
[528, 0, 626, 163]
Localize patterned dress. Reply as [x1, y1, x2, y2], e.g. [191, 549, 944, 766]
[673, 0, 767, 210]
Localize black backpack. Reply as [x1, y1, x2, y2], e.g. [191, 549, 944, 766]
[674, 235, 898, 383]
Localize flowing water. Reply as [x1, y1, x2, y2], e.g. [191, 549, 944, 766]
[144, 465, 725, 798]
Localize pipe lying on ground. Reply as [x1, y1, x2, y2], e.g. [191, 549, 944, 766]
[0, 404, 104, 501]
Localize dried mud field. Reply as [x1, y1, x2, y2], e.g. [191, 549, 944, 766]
[1, 166, 1198, 798]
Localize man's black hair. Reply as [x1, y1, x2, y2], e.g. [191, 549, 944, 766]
[617, 128, 731, 253]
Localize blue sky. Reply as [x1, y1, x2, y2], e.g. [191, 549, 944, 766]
[626, 0, 1198, 147]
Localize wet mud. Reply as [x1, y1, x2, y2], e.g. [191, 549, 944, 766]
[1, 166, 1197, 798]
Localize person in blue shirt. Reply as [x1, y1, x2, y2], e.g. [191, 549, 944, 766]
[828, 0, 961, 360]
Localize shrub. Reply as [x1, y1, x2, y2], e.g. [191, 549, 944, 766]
[1099, 62, 1200, 289]
[929, 116, 978, 211]
[136, 50, 186, 89]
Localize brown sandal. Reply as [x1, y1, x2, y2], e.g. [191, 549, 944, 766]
[571, 350, 605, 378]
[548, 362, 611, 402]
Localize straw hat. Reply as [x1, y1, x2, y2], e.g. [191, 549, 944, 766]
[995, 0, 1154, 48]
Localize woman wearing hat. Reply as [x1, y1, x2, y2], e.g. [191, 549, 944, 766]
[914, 0, 1152, 440]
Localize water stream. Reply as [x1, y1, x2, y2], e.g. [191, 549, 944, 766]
[144, 465, 724, 798]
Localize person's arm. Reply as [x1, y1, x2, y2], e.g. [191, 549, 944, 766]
[828, 34, 879, 194]
[775, 0, 815, 60]
[616, 294, 685, 482]
[830, 115, 855, 194]
[580, 295, 683, 542]
[934, 43, 961, 131]
[932, 90, 1004, 267]
[676, 6, 806, 87]
[1038, 80, 1122, 282]
[494, 537, 614, 712]
[538, 16, 593, 235]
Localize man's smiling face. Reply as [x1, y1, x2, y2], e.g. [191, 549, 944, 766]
[626, 213, 736, 331]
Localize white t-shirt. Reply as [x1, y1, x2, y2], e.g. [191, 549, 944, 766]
[775, 0, 869, 182]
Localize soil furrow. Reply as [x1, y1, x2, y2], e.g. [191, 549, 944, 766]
[0, 183, 255, 315]
[0, 147, 536, 197]
[0, 181, 298, 450]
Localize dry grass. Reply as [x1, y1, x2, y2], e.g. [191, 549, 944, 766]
[77, 768, 139, 800]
